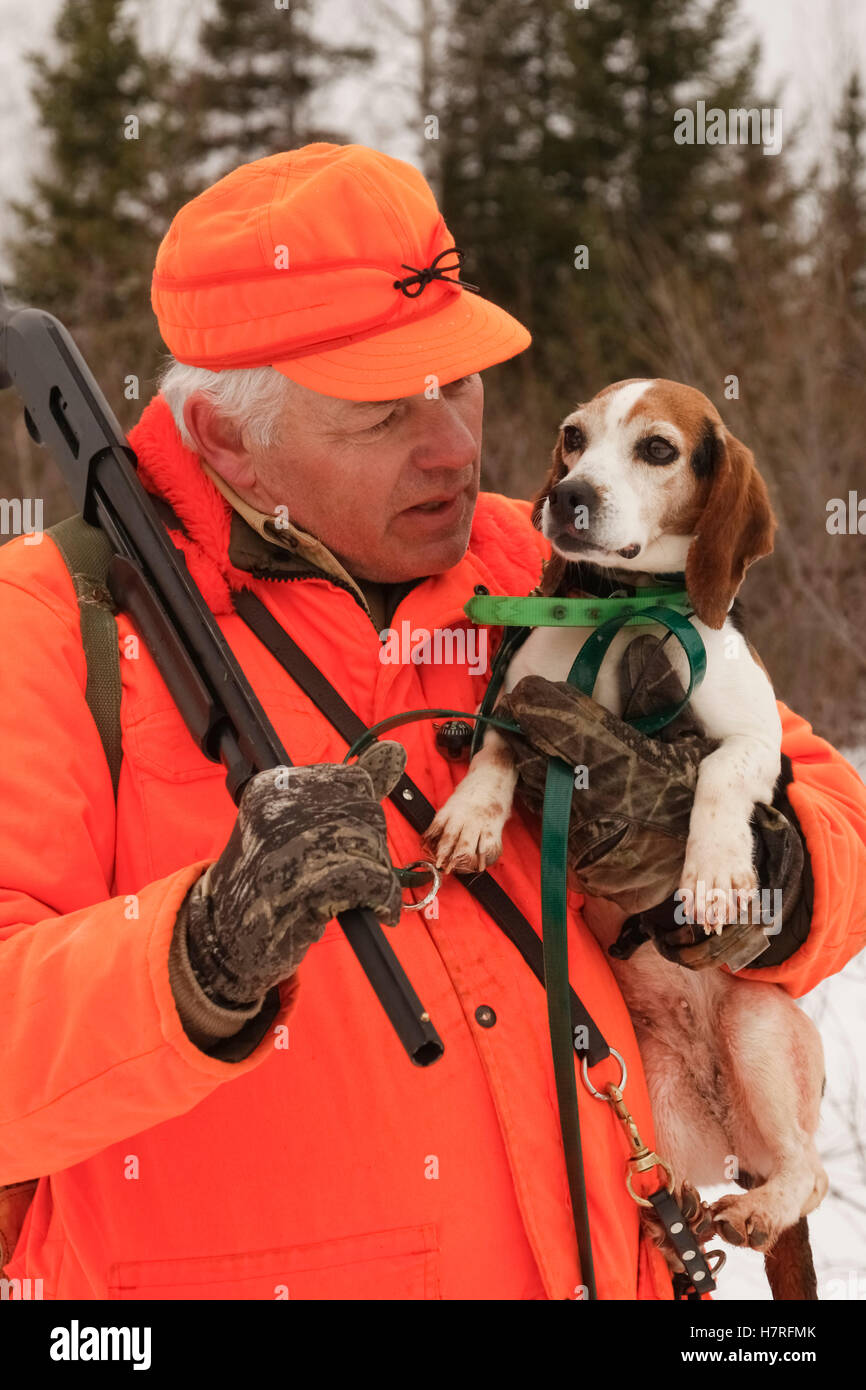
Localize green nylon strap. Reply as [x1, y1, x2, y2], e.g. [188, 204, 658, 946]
[469, 624, 532, 759]
[462, 594, 706, 739]
[342, 707, 522, 765]
[569, 604, 707, 736]
[537, 604, 706, 1295]
[465, 589, 692, 629]
[48, 516, 123, 797]
[541, 752, 598, 1300]
[395, 867, 434, 888]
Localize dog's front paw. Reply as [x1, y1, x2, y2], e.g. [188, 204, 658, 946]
[422, 785, 507, 874]
[679, 834, 758, 933]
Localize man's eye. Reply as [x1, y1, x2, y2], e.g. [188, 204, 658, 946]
[639, 435, 678, 465]
[365, 409, 397, 434]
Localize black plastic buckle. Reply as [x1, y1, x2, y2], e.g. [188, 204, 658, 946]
[434, 719, 474, 761]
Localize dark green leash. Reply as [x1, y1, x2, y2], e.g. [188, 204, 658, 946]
[464, 583, 722, 1300]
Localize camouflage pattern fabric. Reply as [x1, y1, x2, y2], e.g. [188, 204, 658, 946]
[178, 740, 407, 1007]
[496, 633, 805, 968]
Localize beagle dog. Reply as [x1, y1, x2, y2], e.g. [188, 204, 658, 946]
[424, 379, 827, 1285]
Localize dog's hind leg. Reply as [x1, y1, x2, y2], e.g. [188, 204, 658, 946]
[709, 980, 827, 1256]
[735, 1171, 819, 1300]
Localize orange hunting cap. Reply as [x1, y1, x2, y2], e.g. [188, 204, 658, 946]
[151, 143, 532, 401]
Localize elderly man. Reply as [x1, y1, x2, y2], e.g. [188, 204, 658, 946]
[1, 143, 864, 1302]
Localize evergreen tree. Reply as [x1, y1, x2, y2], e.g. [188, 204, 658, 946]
[0, 0, 201, 517]
[437, 0, 798, 403]
[184, 0, 374, 177]
[825, 70, 866, 314]
[4, 0, 180, 368]
[366, 0, 448, 198]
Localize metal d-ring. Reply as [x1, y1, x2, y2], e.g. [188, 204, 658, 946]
[401, 859, 442, 912]
[581, 1046, 628, 1098]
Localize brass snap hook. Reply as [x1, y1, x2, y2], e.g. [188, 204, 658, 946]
[626, 1155, 677, 1208]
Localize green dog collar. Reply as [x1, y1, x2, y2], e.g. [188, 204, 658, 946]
[464, 583, 706, 739]
[464, 587, 692, 629]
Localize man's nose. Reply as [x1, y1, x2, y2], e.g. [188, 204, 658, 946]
[549, 477, 601, 526]
[413, 398, 478, 471]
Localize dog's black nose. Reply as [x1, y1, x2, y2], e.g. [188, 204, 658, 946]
[549, 477, 600, 528]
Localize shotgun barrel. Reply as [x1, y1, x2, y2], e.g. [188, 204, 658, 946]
[0, 289, 443, 1068]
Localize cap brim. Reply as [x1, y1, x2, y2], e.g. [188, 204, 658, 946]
[269, 291, 531, 400]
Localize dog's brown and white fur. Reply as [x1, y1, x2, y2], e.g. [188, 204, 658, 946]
[424, 379, 827, 1288]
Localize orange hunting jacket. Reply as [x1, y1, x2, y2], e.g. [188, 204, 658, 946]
[1, 394, 865, 1300]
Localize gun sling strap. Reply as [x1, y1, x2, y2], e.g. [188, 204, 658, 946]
[49, 516, 124, 796]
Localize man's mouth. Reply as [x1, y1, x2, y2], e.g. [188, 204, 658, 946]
[400, 490, 467, 520]
[405, 493, 461, 512]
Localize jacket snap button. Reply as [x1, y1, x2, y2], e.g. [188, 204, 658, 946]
[474, 584, 489, 595]
[475, 1005, 496, 1027]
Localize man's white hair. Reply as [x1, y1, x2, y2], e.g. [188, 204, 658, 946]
[156, 357, 298, 455]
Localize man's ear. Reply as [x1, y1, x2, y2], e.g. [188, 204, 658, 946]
[533, 431, 569, 596]
[685, 426, 777, 629]
[182, 394, 259, 491]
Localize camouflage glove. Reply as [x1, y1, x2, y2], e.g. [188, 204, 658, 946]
[175, 741, 407, 1008]
[496, 633, 805, 970]
[612, 796, 805, 970]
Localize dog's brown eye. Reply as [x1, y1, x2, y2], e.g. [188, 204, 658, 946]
[639, 435, 678, 465]
[562, 424, 585, 453]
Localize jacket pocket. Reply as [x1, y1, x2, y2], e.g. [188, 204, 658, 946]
[107, 1223, 441, 1300]
[126, 692, 336, 782]
[121, 694, 343, 882]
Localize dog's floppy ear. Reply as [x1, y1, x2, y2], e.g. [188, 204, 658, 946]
[685, 425, 776, 629]
[533, 431, 569, 595]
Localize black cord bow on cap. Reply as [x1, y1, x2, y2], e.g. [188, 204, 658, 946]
[393, 245, 481, 297]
